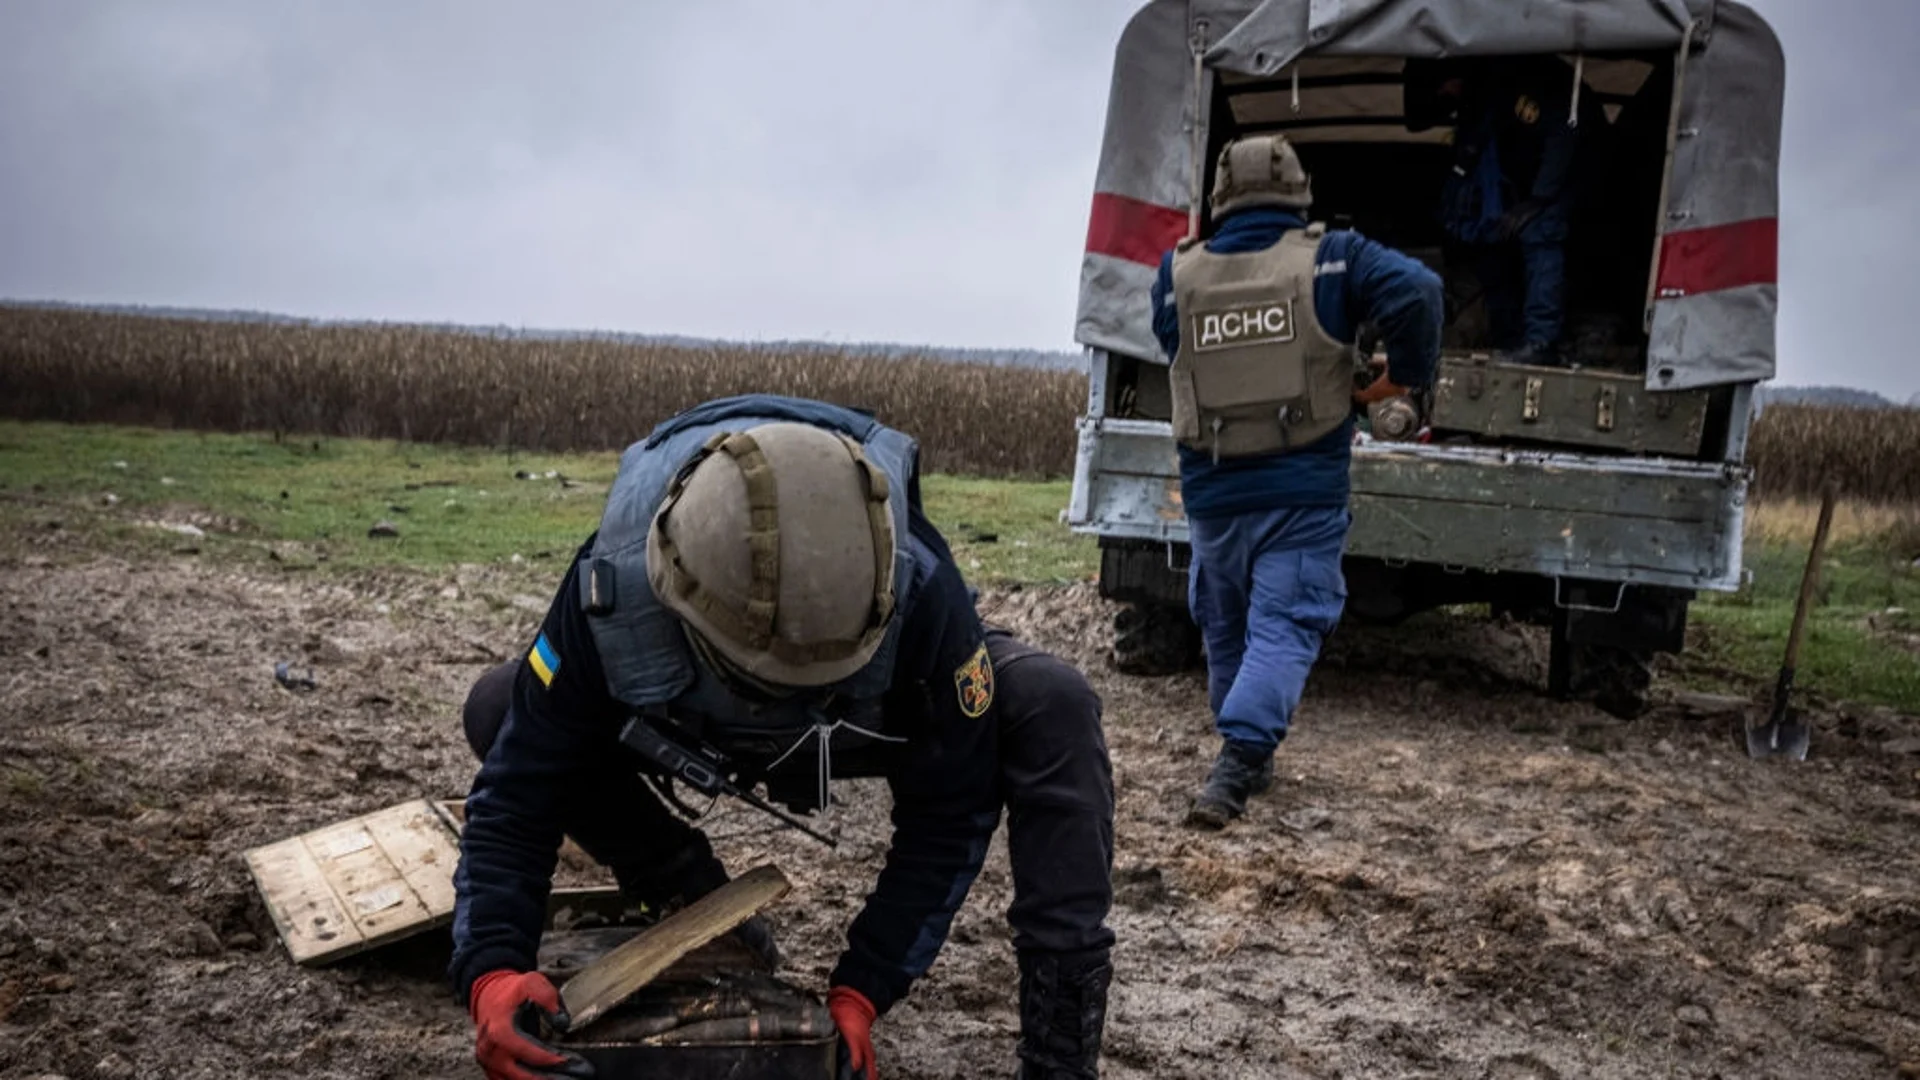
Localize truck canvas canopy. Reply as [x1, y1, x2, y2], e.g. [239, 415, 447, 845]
[1077, 0, 1783, 392]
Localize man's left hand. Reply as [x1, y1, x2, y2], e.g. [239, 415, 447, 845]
[1497, 200, 1545, 242]
[828, 986, 878, 1080]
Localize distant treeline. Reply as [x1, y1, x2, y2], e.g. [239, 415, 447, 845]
[1, 299, 1084, 372]
[1753, 384, 1910, 411]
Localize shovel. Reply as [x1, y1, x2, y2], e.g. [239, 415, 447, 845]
[1745, 486, 1837, 761]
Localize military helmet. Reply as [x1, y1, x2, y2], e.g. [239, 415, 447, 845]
[647, 422, 896, 689]
[1209, 133, 1313, 217]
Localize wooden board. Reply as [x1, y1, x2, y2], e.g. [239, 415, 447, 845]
[561, 864, 791, 1033]
[1346, 444, 1743, 588]
[243, 798, 464, 966]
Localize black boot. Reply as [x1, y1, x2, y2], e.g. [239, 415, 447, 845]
[1186, 740, 1274, 830]
[1015, 948, 1111, 1079]
[1502, 340, 1563, 368]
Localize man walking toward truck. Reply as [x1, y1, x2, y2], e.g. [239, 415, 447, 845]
[1150, 133, 1443, 829]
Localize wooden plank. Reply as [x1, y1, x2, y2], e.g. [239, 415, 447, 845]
[360, 801, 462, 922]
[1350, 451, 1731, 522]
[243, 798, 464, 966]
[244, 830, 368, 964]
[301, 815, 433, 945]
[560, 864, 791, 1033]
[1349, 493, 1728, 582]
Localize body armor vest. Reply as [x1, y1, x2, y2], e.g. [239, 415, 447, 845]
[581, 395, 924, 754]
[1170, 223, 1351, 458]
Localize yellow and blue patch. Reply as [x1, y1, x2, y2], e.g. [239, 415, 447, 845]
[528, 632, 561, 688]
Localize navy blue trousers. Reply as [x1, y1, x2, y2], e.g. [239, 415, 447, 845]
[1187, 506, 1350, 753]
[1480, 200, 1572, 349]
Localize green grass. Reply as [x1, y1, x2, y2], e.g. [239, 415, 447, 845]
[926, 474, 1094, 585]
[4, 421, 1913, 710]
[0, 422, 615, 568]
[1683, 539, 1920, 710]
[0, 421, 1096, 584]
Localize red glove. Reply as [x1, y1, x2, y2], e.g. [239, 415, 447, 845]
[1353, 372, 1409, 406]
[469, 969, 591, 1080]
[828, 985, 878, 1080]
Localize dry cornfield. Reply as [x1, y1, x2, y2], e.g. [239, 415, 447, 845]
[1746, 401, 1920, 503]
[3, 305, 1916, 496]
[0, 306, 1084, 478]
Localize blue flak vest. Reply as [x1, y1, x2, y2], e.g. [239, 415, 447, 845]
[581, 395, 925, 746]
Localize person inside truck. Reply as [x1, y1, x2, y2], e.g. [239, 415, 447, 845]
[1148, 133, 1443, 828]
[1430, 56, 1605, 368]
[451, 396, 1115, 1080]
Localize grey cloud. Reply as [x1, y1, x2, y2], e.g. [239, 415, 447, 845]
[0, 1, 1914, 398]
[0, 1, 1140, 349]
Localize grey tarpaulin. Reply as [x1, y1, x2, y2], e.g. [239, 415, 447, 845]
[1076, 0, 1782, 391]
[1208, 0, 1714, 74]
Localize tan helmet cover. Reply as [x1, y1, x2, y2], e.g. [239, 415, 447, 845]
[646, 422, 896, 688]
[1210, 133, 1313, 217]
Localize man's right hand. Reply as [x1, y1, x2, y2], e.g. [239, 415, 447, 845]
[1353, 372, 1409, 407]
[470, 969, 593, 1080]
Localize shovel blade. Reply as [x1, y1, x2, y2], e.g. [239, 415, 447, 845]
[1744, 710, 1810, 762]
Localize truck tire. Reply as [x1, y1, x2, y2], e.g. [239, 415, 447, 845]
[1549, 638, 1654, 720]
[1111, 603, 1203, 676]
[1545, 586, 1683, 720]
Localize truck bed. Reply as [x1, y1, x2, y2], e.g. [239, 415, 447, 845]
[1067, 416, 1750, 592]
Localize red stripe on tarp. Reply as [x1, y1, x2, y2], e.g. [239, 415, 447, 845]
[1086, 192, 1189, 267]
[1655, 217, 1778, 297]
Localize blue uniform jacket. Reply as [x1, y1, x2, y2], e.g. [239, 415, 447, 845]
[1150, 209, 1443, 519]
[451, 465, 1001, 1017]
[1443, 60, 1600, 243]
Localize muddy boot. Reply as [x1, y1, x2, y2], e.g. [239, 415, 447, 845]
[1185, 740, 1274, 830]
[1014, 947, 1111, 1079]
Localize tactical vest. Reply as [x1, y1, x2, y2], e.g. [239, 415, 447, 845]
[581, 395, 924, 750]
[1169, 223, 1351, 458]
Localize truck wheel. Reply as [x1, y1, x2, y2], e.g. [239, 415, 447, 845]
[1111, 603, 1203, 676]
[1549, 638, 1654, 720]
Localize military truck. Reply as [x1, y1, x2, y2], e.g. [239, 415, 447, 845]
[1068, 0, 1783, 715]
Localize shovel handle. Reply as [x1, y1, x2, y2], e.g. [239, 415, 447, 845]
[1782, 487, 1838, 671]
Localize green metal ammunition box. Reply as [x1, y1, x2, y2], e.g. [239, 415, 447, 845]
[1430, 355, 1711, 457]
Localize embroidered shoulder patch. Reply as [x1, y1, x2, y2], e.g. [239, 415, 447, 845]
[954, 641, 994, 718]
[528, 632, 561, 688]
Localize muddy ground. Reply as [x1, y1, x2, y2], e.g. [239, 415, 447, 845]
[2, 525, 1918, 1080]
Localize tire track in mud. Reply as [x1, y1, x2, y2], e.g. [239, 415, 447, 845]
[0, 551, 1916, 1079]
[980, 584, 1920, 1080]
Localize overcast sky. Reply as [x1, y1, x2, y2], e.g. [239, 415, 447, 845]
[1, 1, 1914, 398]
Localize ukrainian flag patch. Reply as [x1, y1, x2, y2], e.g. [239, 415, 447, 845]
[528, 632, 561, 688]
